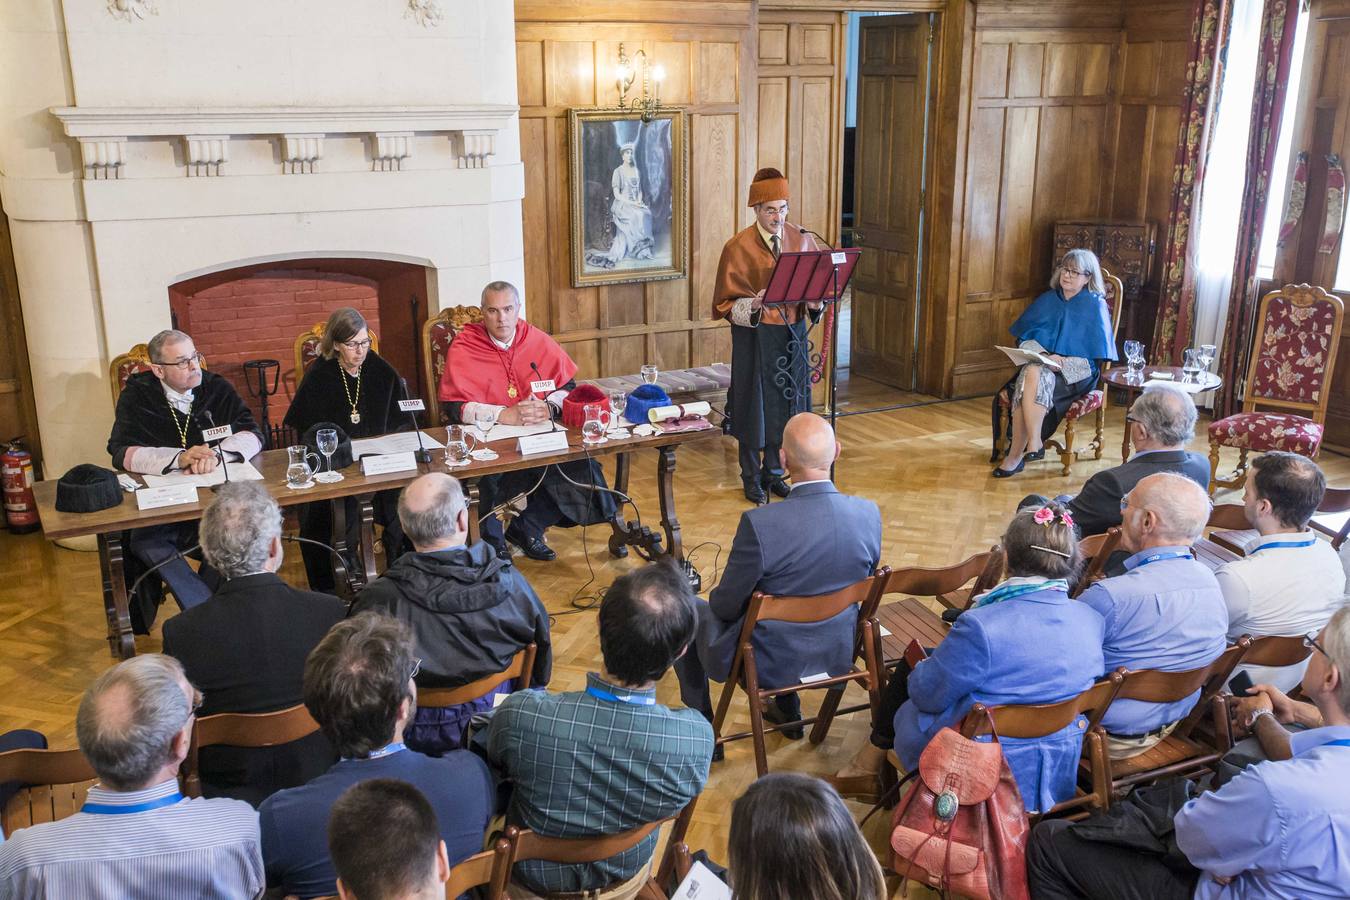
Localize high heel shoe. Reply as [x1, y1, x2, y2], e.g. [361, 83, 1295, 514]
[993, 458, 1025, 478]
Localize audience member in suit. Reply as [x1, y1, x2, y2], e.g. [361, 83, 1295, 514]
[260, 613, 493, 900]
[0, 655, 263, 898]
[1028, 607, 1350, 900]
[161, 481, 345, 806]
[327, 779, 450, 900]
[1217, 451, 1347, 692]
[1021, 382, 1210, 537]
[487, 563, 713, 898]
[673, 412, 882, 735]
[1079, 473, 1229, 759]
[350, 472, 551, 754]
[831, 503, 1105, 812]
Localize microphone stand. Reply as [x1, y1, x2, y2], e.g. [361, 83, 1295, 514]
[798, 227, 842, 481]
[399, 377, 432, 464]
[199, 410, 231, 488]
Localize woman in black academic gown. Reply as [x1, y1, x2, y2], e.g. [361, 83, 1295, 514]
[285, 307, 409, 591]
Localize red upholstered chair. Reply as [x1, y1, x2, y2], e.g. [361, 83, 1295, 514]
[110, 343, 208, 403]
[997, 270, 1124, 476]
[1208, 284, 1345, 493]
[292, 322, 379, 386]
[421, 305, 484, 423]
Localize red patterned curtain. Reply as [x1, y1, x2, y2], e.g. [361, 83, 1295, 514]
[1215, 0, 1303, 416]
[1153, 0, 1233, 363]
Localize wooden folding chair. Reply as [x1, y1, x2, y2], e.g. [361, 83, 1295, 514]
[1072, 527, 1121, 597]
[1311, 487, 1350, 549]
[711, 572, 885, 777]
[445, 837, 515, 900]
[416, 645, 537, 749]
[0, 747, 98, 837]
[1205, 503, 1257, 556]
[501, 799, 698, 899]
[961, 670, 1125, 819]
[1212, 634, 1314, 747]
[1097, 639, 1250, 798]
[181, 703, 321, 797]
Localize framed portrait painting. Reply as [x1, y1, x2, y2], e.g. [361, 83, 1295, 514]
[568, 107, 688, 288]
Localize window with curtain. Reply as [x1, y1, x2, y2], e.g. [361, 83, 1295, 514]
[1257, 11, 1310, 278]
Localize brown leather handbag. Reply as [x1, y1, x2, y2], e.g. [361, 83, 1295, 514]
[889, 723, 1030, 900]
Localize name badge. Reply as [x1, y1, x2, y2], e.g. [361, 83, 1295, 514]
[135, 483, 199, 510]
[202, 424, 233, 442]
[518, 431, 570, 456]
[530, 379, 556, 394]
[361, 452, 418, 476]
[398, 399, 426, 412]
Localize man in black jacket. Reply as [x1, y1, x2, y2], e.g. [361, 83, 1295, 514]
[351, 472, 552, 754]
[162, 481, 344, 806]
[1023, 382, 1210, 537]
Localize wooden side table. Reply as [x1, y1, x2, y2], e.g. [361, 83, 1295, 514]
[1101, 366, 1222, 461]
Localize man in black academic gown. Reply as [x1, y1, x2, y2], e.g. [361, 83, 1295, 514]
[107, 329, 262, 624]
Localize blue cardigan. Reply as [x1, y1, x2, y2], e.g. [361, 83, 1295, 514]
[894, 588, 1106, 813]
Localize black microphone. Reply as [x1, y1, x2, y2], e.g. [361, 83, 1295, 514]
[530, 361, 559, 432]
[798, 226, 834, 249]
[399, 377, 432, 464]
[198, 409, 231, 487]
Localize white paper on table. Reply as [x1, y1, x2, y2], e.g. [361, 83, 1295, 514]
[142, 461, 264, 489]
[350, 431, 446, 457]
[669, 862, 732, 900]
[470, 421, 555, 443]
[1145, 378, 1209, 394]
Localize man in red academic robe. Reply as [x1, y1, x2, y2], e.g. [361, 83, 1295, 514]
[713, 167, 823, 504]
[439, 281, 617, 561]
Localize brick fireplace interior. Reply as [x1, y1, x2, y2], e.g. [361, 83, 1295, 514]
[169, 258, 430, 439]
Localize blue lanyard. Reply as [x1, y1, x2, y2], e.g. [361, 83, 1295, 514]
[1326, 739, 1350, 748]
[82, 792, 185, 815]
[1130, 550, 1193, 569]
[1253, 538, 1317, 553]
[586, 685, 656, 706]
[344, 742, 407, 763]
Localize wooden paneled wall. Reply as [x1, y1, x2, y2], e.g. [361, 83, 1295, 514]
[514, 1, 757, 379]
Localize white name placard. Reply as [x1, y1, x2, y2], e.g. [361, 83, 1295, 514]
[202, 424, 233, 442]
[360, 452, 419, 476]
[398, 398, 426, 412]
[135, 483, 199, 510]
[518, 430, 570, 456]
[530, 379, 556, 394]
[831, 250, 847, 265]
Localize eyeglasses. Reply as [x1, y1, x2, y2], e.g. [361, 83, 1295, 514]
[155, 352, 205, 371]
[1062, 268, 1089, 277]
[408, 657, 422, 681]
[340, 339, 373, 351]
[1303, 631, 1329, 658]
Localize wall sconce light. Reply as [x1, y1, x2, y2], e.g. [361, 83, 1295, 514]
[615, 43, 665, 122]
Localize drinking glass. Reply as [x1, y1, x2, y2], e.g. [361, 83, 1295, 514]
[582, 403, 610, 445]
[472, 407, 500, 460]
[444, 425, 476, 468]
[1123, 340, 1145, 379]
[1198, 343, 1217, 372]
[608, 389, 627, 429]
[1181, 348, 1203, 382]
[314, 428, 343, 483]
[640, 364, 659, 385]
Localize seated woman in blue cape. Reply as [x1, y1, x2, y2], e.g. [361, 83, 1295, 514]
[992, 249, 1117, 477]
[891, 504, 1105, 813]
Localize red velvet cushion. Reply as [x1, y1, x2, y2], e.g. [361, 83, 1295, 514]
[1208, 412, 1324, 455]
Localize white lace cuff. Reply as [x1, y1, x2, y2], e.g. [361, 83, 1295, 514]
[729, 297, 759, 328]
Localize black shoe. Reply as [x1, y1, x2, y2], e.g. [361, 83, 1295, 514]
[505, 525, 556, 561]
[1025, 449, 1045, 461]
[712, 743, 725, 763]
[491, 541, 512, 561]
[764, 478, 791, 498]
[763, 701, 805, 740]
[992, 459, 1026, 479]
[743, 483, 768, 505]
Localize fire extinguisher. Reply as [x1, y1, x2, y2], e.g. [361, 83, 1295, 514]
[2, 438, 39, 534]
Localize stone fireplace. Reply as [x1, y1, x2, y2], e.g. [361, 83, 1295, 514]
[0, 1, 524, 476]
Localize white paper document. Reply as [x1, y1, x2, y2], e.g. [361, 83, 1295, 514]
[669, 862, 732, 900]
[350, 431, 446, 457]
[142, 461, 264, 489]
[471, 422, 555, 443]
[995, 345, 1062, 370]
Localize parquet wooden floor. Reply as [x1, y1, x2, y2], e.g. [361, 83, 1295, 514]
[3, 396, 1348, 892]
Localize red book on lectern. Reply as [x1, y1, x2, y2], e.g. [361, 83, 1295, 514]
[762, 248, 861, 305]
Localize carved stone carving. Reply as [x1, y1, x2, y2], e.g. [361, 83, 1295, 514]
[373, 132, 413, 171]
[107, 0, 157, 22]
[282, 134, 324, 174]
[184, 135, 229, 177]
[453, 130, 496, 169]
[405, 0, 444, 28]
[79, 138, 127, 180]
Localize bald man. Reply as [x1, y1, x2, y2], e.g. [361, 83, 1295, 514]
[674, 413, 881, 740]
[1077, 472, 1229, 759]
[351, 473, 551, 754]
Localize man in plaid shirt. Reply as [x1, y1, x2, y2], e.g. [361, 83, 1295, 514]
[487, 562, 714, 898]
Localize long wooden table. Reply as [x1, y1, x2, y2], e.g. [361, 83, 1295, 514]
[33, 424, 722, 659]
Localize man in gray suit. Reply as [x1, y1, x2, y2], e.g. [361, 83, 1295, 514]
[674, 413, 882, 741]
[1023, 382, 1210, 537]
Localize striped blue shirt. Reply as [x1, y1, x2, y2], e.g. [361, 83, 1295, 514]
[0, 778, 263, 900]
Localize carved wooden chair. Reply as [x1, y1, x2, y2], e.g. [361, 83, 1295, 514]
[997, 269, 1124, 475]
[711, 572, 886, 777]
[416, 644, 536, 750]
[110, 342, 208, 403]
[0, 747, 97, 838]
[961, 670, 1126, 818]
[1208, 284, 1345, 493]
[293, 322, 380, 385]
[1071, 526, 1122, 597]
[181, 703, 321, 798]
[421, 304, 484, 423]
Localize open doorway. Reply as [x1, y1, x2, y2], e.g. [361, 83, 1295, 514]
[835, 11, 939, 414]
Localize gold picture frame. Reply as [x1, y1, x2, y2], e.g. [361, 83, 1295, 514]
[568, 107, 688, 288]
